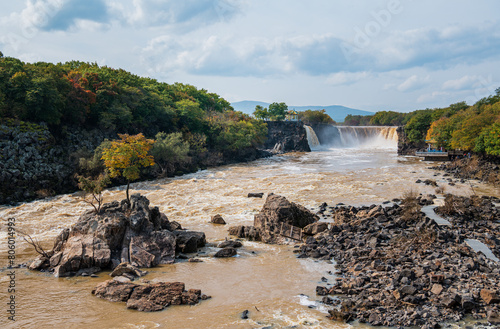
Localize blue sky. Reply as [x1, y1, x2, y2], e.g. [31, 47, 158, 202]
[1, 0, 499, 112]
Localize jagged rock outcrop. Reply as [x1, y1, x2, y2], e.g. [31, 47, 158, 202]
[92, 279, 210, 312]
[228, 193, 319, 244]
[254, 193, 319, 243]
[264, 121, 310, 153]
[29, 194, 206, 277]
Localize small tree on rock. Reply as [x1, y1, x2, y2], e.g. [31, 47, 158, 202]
[101, 133, 155, 202]
[77, 173, 110, 213]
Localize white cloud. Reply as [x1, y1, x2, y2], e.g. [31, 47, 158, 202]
[417, 91, 451, 103]
[326, 71, 371, 85]
[19, 0, 66, 31]
[397, 75, 430, 92]
[1, 1, 500, 112]
[108, 0, 241, 29]
[442, 75, 481, 90]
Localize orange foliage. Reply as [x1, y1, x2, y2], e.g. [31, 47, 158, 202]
[101, 133, 155, 183]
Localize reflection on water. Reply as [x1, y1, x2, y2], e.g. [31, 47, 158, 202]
[0, 144, 496, 329]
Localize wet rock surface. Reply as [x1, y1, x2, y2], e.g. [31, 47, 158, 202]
[214, 247, 237, 258]
[29, 194, 206, 277]
[228, 193, 319, 244]
[296, 195, 500, 327]
[92, 279, 210, 312]
[210, 214, 226, 225]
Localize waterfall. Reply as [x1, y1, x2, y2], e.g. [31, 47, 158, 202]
[304, 125, 320, 149]
[321, 126, 398, 148]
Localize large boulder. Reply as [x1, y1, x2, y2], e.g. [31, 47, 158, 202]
[253, 193, 319, 243]
[92, 279, 209, 311]
[173, 231, 206, 254]
[29, 194, 205, 277]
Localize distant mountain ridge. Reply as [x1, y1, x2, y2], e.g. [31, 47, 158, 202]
[231, 101, 373, 122]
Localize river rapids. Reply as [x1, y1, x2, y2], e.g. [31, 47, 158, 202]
[1, 127, 498, 329]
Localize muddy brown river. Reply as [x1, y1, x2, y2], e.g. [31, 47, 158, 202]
[1, 128, 497, 328]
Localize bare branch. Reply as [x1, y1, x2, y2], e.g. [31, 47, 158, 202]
[17, 229, 51, 258]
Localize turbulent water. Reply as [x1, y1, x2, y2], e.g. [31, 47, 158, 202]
[304, 125, 320, 149]
[1, 127, 498, 329]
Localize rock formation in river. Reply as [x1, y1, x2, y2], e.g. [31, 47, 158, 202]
[92, 279, 210, 312]
[29, 194, 206, 277]
[228, 193, 319, 244]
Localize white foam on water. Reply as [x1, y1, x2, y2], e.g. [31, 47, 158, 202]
[297, 294, 333, 314]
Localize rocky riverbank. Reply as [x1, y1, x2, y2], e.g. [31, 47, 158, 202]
[298, 194, 500, 328]
[230, 193, 500, 328]
[431, 155, 500, 187]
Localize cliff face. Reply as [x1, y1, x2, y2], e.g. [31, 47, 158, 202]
[0, 121, 110, 204]
[263, 121, 310, 153]
[397, 126, 426, 156]
[1, 120, 309, 205]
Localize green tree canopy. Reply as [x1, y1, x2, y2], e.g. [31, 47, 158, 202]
[152, 132, 191, 176]
[268, 102, 287, 121]
[475, 122, 500, 155]
[404, 110, 434, 143]
[298, 109, 335, 125]
[101, 133, 155, 201]
[253, 105, 269, 120]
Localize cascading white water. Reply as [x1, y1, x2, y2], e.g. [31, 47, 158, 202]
[304, 125, 320, 149]
[333, 126, 398, 148]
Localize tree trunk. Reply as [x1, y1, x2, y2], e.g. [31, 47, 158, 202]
[126, 181, 130, 203]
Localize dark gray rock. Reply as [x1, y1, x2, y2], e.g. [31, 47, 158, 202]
[92, 279, 207, 312]
[217, 240, 243, 248]
[173, 231, 206, 254]
[248, 193, 264, 198]
[214, 247, 237, 258]
[210, 214, 226, 225]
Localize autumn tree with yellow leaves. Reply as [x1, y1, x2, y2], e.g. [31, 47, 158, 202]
[101, 133, 155, 202]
